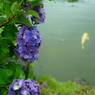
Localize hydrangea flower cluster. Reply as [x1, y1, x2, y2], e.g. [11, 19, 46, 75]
[32, 5, 46, 24]
[24, 1, 46, 24]
[15, 25, 42, 62]
[8, 79, 40, 95]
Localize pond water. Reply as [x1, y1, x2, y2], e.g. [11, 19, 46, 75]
[34, 0, 95, 85]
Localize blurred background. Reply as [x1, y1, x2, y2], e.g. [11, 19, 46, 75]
[34, 0, 95, 85]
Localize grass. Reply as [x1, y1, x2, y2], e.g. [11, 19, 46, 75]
[37, 76, 95, 95]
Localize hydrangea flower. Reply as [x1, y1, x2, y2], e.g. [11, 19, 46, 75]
[23, 1, 46, 24]
[32, 5, 46, 24]
[8, 79, 40, 95]
[15, 25, 42, 62]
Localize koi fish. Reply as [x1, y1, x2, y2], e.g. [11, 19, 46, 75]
[81, 32, 90, 49]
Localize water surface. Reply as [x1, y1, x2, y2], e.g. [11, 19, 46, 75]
[35, 0, 95, 85]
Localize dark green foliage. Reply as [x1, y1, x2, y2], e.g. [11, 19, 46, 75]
[2, 24, 18, 41]
[0, 0, 43, 94]
[0, 24, 18, 64]
[0, 62, 25, 95]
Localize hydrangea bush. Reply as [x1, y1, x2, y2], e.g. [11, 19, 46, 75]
[0, 0, 46, 94]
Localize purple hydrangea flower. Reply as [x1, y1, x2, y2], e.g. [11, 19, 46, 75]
[15, 25, 42, 62]
[32, 6, 46, 24]
[23, 1, 46, 24]
[8, 79, 40, 95]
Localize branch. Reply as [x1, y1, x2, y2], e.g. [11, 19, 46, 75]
[0, 15, 16, 27]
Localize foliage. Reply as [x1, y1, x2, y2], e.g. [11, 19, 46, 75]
[0, 0, 44, 94]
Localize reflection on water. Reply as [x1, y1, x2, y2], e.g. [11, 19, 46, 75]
[34, 0, 95, 85]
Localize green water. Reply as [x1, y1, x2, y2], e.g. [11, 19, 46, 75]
[35, 0, 95, 85]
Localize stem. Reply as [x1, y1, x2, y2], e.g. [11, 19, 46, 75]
[0, 16, 16, 27]
[24, 62, 36, 79]
[24, 63, 30, 79]
[0, 13, 24, 27]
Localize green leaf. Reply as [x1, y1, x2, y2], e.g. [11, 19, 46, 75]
[0, 0, 12, 16]
[28, 63, 36, 79]
[1, 24, 18, 41]
[0, 88, 7, 95]
[0, 62, 25, 84]
[0, 39, 10, 63]
[0, 17, 6, 24]
[0, 24, 18, 63]
[27, 0, 43, 2]
[29, 0, 44, 6]
[13, 64, 25, 79]
[25, 10, 39, 18]
[0, 27, 3, 34]
[0, 68, 13, 86]
[11, 2, 20, 14]
[13, 15, 32, 26]
[27, 0, 34, 1]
